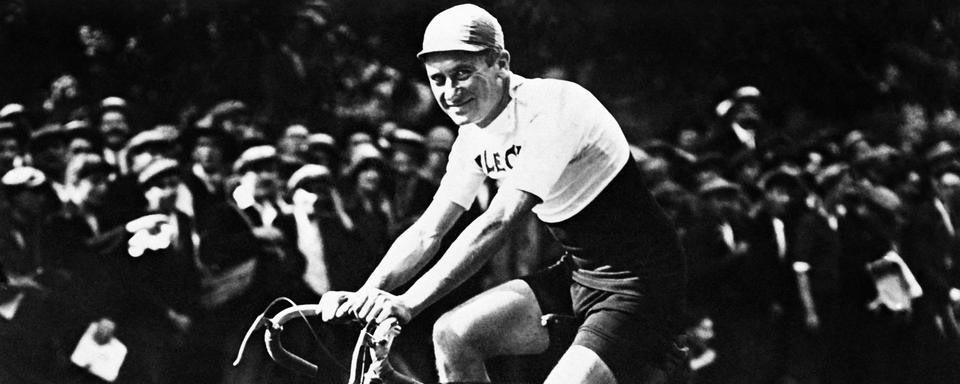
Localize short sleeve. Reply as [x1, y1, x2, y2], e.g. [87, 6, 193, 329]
[433, 132, 486, 209]
[507, 90, 584, 200]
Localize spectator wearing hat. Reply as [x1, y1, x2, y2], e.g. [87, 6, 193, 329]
[27, 124, 69, 202]
[704, 86, 767, 156]
[36, 153, 134, 381]
[277, 124, 310, 181]
[197, 145, 307, 384]
[97, 97, 133, 173]
[119, 158, 203, 384]
[387, 128, 438, 236]
[305, 132, 340, 171]
[749, 166, 828, 384]
[900, 162, 960, 384]
[0, 121, 28, 177]
[829, 180, 910, 384]
[342, 142, 395, 259]
[685, 177, 768, 383]
[422, 125, 455, 184]
[0, 103, 34, 139]
[64, 119, 103, 162]
[180, 125, 234, 211]
[0, 167, 60, 279]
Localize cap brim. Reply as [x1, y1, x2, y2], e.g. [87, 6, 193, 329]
[417, 43, 488, 59]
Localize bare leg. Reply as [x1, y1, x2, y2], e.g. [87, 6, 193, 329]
[544, 345, 617, 384]
[432, 279, 550, 382]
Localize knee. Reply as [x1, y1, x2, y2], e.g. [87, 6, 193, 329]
[432, 311, 480, 356]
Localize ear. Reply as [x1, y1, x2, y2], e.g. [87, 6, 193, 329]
[497, 50, 511, 71]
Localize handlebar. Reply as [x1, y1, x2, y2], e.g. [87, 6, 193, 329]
[234, 302, 402, 383]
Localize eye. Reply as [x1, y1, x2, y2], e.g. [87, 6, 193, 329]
[453, 69, 471, 81]
[429, 74, 446, 87]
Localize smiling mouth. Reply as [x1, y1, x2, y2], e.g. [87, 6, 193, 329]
[445, 98, 472, 108]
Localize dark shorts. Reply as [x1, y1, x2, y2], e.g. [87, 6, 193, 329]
[521, 256, 689, 384]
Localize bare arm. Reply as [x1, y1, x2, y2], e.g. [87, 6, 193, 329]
[398, 188, 539, 319]
[362, 198, 466, 292]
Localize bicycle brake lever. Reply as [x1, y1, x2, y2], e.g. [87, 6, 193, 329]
[233, 312, 271, 366]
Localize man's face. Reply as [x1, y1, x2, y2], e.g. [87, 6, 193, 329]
[248, 162, 280, 200]
[764, 185, 795, 216]
[0, 137, 21, 172]
[76, 173, 109, 207]
[423, 51, 508, 127]
[67, 137, 95, 161]
[100, 111, 129, 149]
[390, 150, 417, 177]
[192, 136, 224, 170]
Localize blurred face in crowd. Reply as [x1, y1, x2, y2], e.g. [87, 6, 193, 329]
[307, 146, 335, 169]
[423, 50, 510, 127]
[302, 177, 335, 214]
[703, 192, 744, 220]
[934, 171, 960, 208]
[764, 184, 798, 217]
[100, 111, 130, 149]
[248, 161, 280, 201]
[0, 137, 21, 173]
[426, 146, 450, 176]
[222, 115, 262, 141]
[640, 157, 671, 186]
[732, 101, 762, 127]
[390, 149, 418, 178]
[356, 165, 383, 196]
[192, 136, 224, 171]
[279, 125, 309, 157]
[67, 137, 95, 161]
[74, 172, 110, 208]
[146, 174, 181, 213]
[31, 139, 67, 179]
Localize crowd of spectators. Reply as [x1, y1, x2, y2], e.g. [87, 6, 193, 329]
[2, 1, 960, 384]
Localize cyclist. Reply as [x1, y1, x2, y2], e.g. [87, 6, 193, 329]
[321, 4, 688, 383]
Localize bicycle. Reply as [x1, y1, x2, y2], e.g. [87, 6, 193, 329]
[233, 298, 408, 384]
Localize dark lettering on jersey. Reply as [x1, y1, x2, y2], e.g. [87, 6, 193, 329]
[474, 145, 522, 174]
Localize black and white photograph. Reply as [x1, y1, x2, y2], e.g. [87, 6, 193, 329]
[1, 1, 959, 383]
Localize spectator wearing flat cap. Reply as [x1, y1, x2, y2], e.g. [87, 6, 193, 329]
[97, 97, 133, 174]
[0, 167, 60, 279]
[900, 162, 960, 384]
[386, 128, 438, 236]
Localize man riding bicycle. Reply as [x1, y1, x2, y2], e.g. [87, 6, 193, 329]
[320, 4, 689, 383]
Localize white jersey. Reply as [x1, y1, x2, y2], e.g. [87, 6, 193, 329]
[434, 74, 630, 223]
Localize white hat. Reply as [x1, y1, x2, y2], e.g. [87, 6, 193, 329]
[417, 4, 504, 59]
[287, 164, 333, 191]
[2, 167, 46, 188]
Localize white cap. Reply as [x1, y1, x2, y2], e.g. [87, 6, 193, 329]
[417, 4, 504, 59]
[2, 167, 46, 188]
[0, 103, 25, 119]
